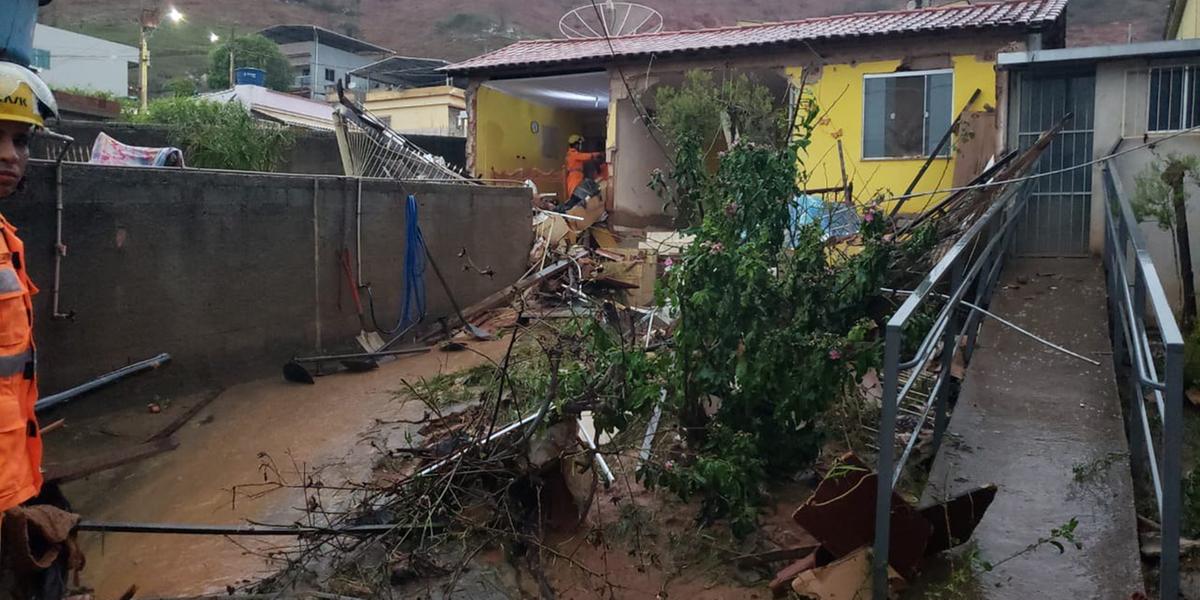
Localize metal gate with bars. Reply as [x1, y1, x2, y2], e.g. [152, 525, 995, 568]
[1010, 69, 1096, 256]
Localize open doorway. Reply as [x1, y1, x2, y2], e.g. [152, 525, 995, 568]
[473, 71, 610, 204]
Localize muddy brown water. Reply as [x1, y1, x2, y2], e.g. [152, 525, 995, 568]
[52, 341, 510, 598]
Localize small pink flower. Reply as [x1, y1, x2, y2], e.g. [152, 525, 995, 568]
[829, 348, 842, 360]
[663, 257, 675, 271]
[710, 242, 724, 253]
[863, 211, 876, 223]
[664, 460, 675, 471]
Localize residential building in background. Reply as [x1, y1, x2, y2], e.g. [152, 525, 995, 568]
[1166, 0, 1199, 39]
[258, 25, 392, 100]
[344, 56, 466, 136]
[31, 23, 137, 97]
[358, 86, 466, 137]
[446, 0, 1070, 226]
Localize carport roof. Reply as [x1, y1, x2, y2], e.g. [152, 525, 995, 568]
[444, 0, 1068, 76]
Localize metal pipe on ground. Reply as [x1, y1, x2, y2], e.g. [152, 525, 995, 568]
[35, 353, 172, 412]
[282, 346, 432, 384]
[76, 521, 433, 536]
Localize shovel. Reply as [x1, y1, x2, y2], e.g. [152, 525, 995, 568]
[341, 249, 387, 353]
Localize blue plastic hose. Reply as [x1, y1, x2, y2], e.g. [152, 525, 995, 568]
[366, 194, 426, 334]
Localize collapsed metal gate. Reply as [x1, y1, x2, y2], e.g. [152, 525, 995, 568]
[1009, 69, 1096, 256]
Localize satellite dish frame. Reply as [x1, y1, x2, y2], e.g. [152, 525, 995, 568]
[558, 2, 664, 39]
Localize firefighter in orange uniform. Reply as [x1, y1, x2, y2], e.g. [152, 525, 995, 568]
[0, 62, 83, 600]
[0, 62, 55, 514]
[563, 134, 605, 201]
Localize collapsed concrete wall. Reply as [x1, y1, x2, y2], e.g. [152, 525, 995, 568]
[9, 162, 531, 398]
[33, 121, 469, 175]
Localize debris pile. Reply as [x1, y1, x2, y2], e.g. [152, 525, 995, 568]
[771, 453, 997, 598]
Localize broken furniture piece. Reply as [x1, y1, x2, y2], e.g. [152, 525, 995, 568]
[770, 452, 997, 597]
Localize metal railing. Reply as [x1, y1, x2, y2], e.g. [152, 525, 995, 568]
[871, 179, 1031, 597]
[1101, 156, 1183, 600]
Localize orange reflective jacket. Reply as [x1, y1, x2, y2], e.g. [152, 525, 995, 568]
[564, 148, 605, 200]
[0, 214, 41, 511]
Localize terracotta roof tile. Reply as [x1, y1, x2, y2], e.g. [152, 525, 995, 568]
[446, 0, 1068, 74]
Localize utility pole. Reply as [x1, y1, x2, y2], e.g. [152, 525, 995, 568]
[136, 5, 184, 111]
[138, 8, 153, 111]
[228, 27, 236, 87]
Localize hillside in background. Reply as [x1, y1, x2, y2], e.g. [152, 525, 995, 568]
[38, 0, 1168, 92]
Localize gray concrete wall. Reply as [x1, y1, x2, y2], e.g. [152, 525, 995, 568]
[1093, 59, 1200, 314]
[7, 162, 531, 400]
[34, 121, 468, 175]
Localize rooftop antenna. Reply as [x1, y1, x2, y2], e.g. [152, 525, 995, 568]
[558, 2, 664, 39]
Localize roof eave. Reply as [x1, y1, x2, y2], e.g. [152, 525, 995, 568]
[443, 22, 1043, 78]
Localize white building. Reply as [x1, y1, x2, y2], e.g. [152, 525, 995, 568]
[202, 84, 335, 131]
[31, 24, 138, 97]
[258, 25, 392, 101]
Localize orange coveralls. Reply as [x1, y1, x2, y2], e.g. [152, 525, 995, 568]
[0, 214, 41, 512]
[564, 148, 606, 200]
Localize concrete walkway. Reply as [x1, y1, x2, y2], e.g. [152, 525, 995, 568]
[921, 257, 1144, 598]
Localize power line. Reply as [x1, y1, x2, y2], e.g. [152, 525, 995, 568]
[885, 122, 1200, 203]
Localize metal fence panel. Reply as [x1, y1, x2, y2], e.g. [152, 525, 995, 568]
[1012, 70, 1095, 256]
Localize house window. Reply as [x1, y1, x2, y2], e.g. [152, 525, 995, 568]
[324, 68, 336, 82]
[30, 48, 50, 70]
[1148, 65, 1200, 132]
[863, 70, 953, 159]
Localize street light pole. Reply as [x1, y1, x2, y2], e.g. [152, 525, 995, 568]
[137, 5, 184, 112]
[138, 10, 153, 111]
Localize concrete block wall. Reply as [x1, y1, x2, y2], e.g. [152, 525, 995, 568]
[33, 121, 468, 175]
[8, 162, 531, 400]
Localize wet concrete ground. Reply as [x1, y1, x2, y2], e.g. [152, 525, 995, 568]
[921, 258, 1144, 598]
[49, 340, 511, 598]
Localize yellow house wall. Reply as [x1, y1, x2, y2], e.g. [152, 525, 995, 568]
[788, 54, 996, 214]
[1179, 0, 1200, 38]
[474, 85, 585, 177]
[364, 87, 464, 134]
[369, 104, 452, 132]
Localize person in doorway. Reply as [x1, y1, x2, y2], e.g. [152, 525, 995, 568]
[0, 62, 82, 600]
[563, 134, 605, 201]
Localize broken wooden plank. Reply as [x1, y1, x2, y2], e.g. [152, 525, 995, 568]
[421, 249, 588, 342]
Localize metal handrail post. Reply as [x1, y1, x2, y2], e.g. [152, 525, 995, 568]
[873, 326, 903, 599]
[1160, 341, 1183, 600]
[933, 261, 964, 454]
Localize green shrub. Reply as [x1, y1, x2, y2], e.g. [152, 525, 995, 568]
[641, 70, 932, 533]
[131, 97, 294, 171]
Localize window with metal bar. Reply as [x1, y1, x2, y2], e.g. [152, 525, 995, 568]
[863, 70, 953, 159]
[1148, 65, 1199, 132]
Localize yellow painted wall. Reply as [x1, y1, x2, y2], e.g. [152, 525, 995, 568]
[788, 54, 996, 214]
[1178, 0, 1200, 38]
[364, 87, 464, 135]
[474, 85, 585, 178]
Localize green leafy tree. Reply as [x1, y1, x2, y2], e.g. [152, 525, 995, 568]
[638, 70, 936, 534]
[1132, 154, 1200, 331]
[131, 97, 294, 171]
[165, 77, 197, 98]
[207, 34, 293, 92]
[651, 71, 786, 227]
